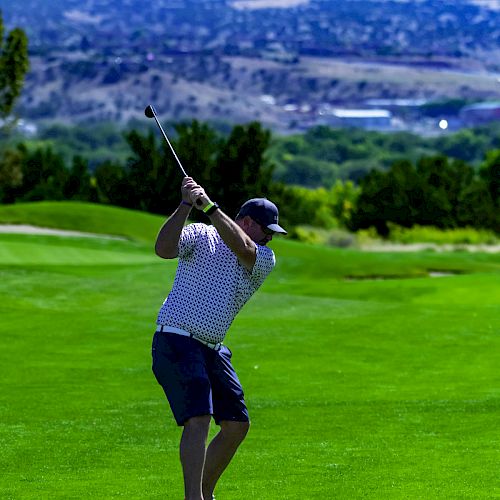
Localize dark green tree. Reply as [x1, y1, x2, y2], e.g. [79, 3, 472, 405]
[17, 144, 69, 201]
[124, 129, 180, 213]
[348, 169, 392, 235]
[416, 156, 476, 228]
[480, 150, 500, 208]
[383, 160, 425, 228]
[94, 160, 133, 207]
[173, 120, 220, 186]
[121, 121, 275, 219]
[124, 129, 157, 210]
[213, 122, 274, 218]
[350, 154, 498, 235]
[456, 180, 496, 231]
[0, 146, 23, 202]
[0, 12, 29, 120]
[478, 150, 500, 232]
[63, 155, 92, 200]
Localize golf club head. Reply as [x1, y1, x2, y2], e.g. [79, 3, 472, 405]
[144, 105, 156, 118]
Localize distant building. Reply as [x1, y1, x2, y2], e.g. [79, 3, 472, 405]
[319, 108, 393, 130]
[364, 98, 428, 109]
[460, 101, 500, 125]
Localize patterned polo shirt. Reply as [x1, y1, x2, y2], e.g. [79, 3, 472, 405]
[157, 223, 276, 344]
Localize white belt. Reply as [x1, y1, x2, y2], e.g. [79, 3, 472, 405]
[156, 325, 222, 351]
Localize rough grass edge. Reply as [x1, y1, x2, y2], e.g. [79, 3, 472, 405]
[288, 224, 499, 248]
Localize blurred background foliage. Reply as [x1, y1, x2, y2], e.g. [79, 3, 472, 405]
[0, 119, 498, 240]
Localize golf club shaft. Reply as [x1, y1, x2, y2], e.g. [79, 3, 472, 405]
[148, 108, 188, 177]
[146, 105, 202, 206]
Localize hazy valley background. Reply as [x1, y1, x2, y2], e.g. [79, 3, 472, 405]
[1, 0, 499, 135]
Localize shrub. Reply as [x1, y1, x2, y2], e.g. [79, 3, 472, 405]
[387, 223, 499, 245]
[288, 225, 356, 248]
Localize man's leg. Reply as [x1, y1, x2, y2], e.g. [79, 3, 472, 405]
[202, 420, 250, 499]
[181, 415, 211, 500]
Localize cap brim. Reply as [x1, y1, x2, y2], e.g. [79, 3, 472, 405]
[267, 224, 287, 235]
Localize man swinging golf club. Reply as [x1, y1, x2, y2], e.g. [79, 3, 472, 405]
[152, 176, 286, 500]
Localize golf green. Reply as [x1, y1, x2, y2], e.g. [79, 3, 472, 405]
[0, 222, 499, 498]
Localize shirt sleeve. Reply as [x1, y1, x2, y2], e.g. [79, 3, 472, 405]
[250, 244, 276, 286]
[178, 223, 205, 259]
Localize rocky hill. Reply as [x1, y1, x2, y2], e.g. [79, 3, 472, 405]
[1, 0, 499, 132]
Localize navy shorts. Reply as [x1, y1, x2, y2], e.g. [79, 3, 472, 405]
[152, 331, 249, 426]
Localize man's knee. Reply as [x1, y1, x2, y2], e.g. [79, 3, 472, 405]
[220, 420, 250, 442]
[184, 415, 211, 434]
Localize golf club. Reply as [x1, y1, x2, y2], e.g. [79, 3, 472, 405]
[145, 104, 188, 177]
[145, 104, 203, 207]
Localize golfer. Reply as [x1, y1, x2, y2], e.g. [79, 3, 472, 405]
[152, 177, 286, 500]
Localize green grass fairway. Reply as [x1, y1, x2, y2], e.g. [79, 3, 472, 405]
[0, 203, 499, 499]
[0, 201, 165, 242]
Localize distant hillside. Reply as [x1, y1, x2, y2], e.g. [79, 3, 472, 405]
[0, 0, 499, 131]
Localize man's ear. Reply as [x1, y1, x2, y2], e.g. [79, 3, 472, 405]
[243, 215, 254, 228]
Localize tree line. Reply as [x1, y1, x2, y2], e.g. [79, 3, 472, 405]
[0, 121, 277, 222]
[269, 124, 500, 188]
[0, 119, 357, 232]
[0, 118, 498, 235]
[349, 152, 499, 235]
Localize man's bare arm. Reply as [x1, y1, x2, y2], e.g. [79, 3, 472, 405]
[208, 209, 256, 271]
[155, 203, 192, 259]
[154, 177, 197, 259]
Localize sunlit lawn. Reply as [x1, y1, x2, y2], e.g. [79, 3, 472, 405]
[0, 225, 499, 499]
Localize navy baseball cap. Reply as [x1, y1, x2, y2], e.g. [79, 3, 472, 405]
[237, 198, 287, 234]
